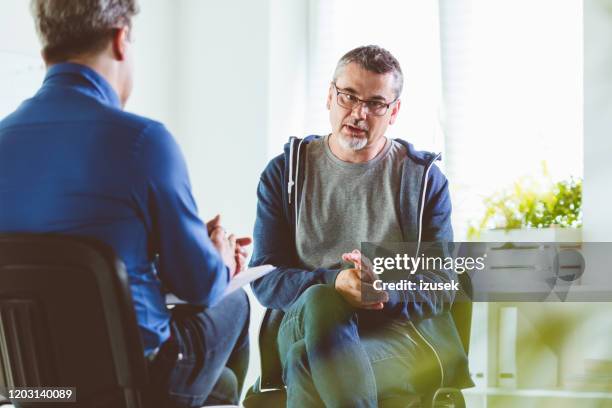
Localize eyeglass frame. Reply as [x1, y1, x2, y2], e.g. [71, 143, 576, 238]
[331, 82, 399, 117]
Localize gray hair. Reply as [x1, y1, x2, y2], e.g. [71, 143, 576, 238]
[31, 0, 139, 63]
[333, 45, 404, 99]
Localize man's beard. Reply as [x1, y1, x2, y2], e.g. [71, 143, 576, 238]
[338, 133, 368, 151]
[338, 123, 369, 151]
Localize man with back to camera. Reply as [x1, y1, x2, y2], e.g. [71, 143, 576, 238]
[249, 45, 473, 406]
[0, 1, 251, 406]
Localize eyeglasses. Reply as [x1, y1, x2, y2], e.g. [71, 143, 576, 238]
[332, 83, 397, 116]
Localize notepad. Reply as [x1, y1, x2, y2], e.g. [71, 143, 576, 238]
[166, 264, 274, 305]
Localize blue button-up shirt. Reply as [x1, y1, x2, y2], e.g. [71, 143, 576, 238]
[0, 63, 229, 355]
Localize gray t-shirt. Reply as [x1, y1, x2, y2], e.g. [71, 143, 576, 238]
[296, 135, 407, 270]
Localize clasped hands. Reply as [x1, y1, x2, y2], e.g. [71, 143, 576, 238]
[335, 249, 389, 310]
[205, 215, 387, 307]
[206, 214, 251, 279]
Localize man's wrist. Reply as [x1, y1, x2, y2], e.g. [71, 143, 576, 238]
[323, 269, 341, 287]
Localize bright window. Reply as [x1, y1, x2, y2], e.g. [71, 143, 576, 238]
[439, 0, 583, 238]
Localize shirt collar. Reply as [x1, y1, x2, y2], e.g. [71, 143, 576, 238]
[44, 62, 122, 109]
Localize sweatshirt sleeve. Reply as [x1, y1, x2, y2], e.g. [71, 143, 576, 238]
[135, 123, 229, 306]
[421, 164, 454, 242]
[383, 165, 457, 320]
[249, 156, 340, 311]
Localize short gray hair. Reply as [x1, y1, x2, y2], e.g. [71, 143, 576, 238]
[31, 0, 139, 63]
[333, 45, 404, 99]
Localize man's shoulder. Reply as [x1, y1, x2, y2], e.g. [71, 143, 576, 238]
[0, 93, 167, 140]
[281, 135, 323, 155]
[391, 139, 448, 192]
[261, 152, 285, 183]
[100, 105, 167, 136]
[82, 105, 176, 154]
[392, 138, 438, 166]
[262, 135, 323, 176]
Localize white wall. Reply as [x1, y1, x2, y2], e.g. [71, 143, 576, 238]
[127, 0, 178, 131]
[267, 0, 309, 156]
[172, 0, 275, 393]
[581, 0, 612, 291]
[129, 0, 273, 278]
[0, 1, 44, 118]
[583, 0, 612, 243]
[0, 2, 40, 58]
[173, 0, 270, 239]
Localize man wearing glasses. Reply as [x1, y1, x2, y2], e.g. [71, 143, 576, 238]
[249, 45, 471, 406]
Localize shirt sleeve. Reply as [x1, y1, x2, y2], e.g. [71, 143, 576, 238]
[134, 123, 229, 306]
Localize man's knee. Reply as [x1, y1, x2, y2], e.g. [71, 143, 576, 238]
[300, 284, 344, 307]
[205, 367, 239, 405]
[298, 284, 351, 321]
[221, 288, 250, 327]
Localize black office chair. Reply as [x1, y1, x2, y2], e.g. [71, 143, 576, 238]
[0, 234, 148, 407]
[244, 272, 473, 408]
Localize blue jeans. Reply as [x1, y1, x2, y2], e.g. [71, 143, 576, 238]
[148, 289, 250, 407]
[278, 285, 439, 408]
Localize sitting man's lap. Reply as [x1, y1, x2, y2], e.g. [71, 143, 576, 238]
[148, 289, 250, 408]
[278, 284, 439, 408]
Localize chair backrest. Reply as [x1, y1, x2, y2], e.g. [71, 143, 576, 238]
[0, 234, 148, 407]
[257, 309, 285, 390]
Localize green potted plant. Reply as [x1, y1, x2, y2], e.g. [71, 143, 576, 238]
[468, 173, 582, 242]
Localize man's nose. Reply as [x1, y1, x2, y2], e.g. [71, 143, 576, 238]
[350, 102, 368, 119]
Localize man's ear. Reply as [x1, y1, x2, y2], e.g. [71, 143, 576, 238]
[388, 99, 401, 125]
[111, 26, 130, 61]
[326, 83, 333, 110]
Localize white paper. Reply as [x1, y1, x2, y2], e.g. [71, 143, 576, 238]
[224, 264, 275, 295]
[166, 264, 275, 305]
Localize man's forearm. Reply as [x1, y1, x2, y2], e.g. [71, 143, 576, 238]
[251, 266, 339, 310]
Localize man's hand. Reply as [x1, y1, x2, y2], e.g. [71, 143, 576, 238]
[210, 225, 237, 278]
[234, 237, 252, 274]
[341, 249, 378, 283]
[335, 249, 388, 310]
[206, 214, 223, 236]
[206, 215, 252, 279]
